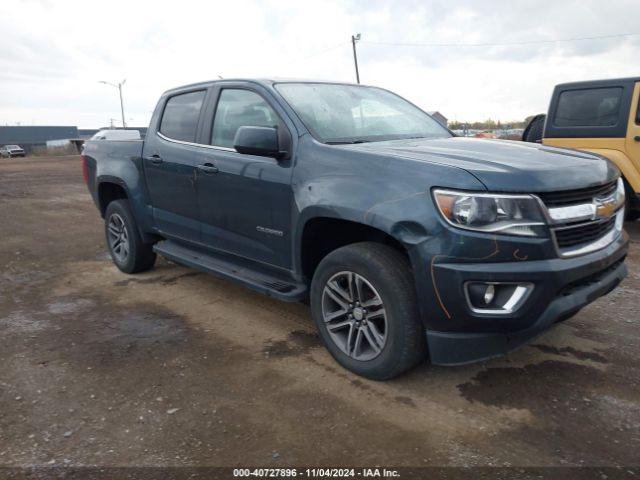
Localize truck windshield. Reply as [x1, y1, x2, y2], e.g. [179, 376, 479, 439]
[275, 83, 451, 144]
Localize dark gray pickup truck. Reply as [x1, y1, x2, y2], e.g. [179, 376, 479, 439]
[83, 79, 628, 379]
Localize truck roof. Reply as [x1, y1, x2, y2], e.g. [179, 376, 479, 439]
[163, 78, 365, 95]
[555, 76, 640, 89]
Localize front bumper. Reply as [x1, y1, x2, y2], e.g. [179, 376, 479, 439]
[423, 232, 628, 365]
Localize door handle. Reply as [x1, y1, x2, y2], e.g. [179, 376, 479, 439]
[145, 154, 163, 164]
[634, 135, 640, 142]
[197, 163, 219, 174]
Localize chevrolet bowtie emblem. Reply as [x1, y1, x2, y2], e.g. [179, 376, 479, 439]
[595, 197, 617, 219]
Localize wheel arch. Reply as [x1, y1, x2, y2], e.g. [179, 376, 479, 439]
[296, 212, 414, 281]
[97, 178, 129, 216]
[97, 176, 159, 244]
[578, 149, 640, 194]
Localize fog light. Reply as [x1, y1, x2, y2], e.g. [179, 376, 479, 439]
[465, 282, 534, 314]
[484, 284, 495, 305]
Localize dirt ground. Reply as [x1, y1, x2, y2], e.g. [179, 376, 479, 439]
[1, 155, 639, 469]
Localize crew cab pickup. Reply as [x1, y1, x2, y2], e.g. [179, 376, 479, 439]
[83, 79, 628, 379]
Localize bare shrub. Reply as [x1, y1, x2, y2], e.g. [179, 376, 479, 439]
[29, 144, 79, 157]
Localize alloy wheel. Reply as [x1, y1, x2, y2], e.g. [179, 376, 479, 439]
[107, 213, 130, 263]
[321, 271, 387, 361]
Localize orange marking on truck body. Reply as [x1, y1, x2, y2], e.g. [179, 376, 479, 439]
[430, 237, 501, 320]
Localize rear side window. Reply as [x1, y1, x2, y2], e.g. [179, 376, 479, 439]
[211, 89, 279, 148]
[160, 91, 206, 142]
[554, 87, 622, 127]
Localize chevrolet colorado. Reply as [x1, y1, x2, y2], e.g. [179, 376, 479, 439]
[83, 79, 629, 379]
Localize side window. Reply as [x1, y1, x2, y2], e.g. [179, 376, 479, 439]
[159, 90, 206, 142]
[211, 89, 279, 148]
[554, 87, 622, 127]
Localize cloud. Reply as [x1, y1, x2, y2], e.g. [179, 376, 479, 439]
[0, 0, 638, 127]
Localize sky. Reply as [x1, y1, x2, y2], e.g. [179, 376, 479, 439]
[1, 0, 639, 128]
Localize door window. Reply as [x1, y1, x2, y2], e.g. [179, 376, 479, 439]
[211, 89, 279, 148]
[554, 87, 623, 127]
[159, 90, 206, 142]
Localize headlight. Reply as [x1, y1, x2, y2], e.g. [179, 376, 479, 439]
[433, 189, 547, 237]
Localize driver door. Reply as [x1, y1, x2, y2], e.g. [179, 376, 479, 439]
[195, 86, 294, 268]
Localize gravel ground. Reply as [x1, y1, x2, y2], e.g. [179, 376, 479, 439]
[0, 155, 639, 471]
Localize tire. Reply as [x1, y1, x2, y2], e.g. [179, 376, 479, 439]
[624, 200, 640, 222]
[104, 199, 156, 273]
[624, 179, 640, 221]
[310, 242, 426, 380]
[627, 210, 640, 221]
[522, 114, 546, 143]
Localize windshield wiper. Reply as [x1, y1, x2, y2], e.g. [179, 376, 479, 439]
[326, 135, 431, 145]
[326, 139, 370, 145]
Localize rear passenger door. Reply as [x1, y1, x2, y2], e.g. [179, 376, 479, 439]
[143, 89, 207, 242]
[195, 85, 295, 268]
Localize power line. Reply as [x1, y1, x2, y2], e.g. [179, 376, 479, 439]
[362, 32, 640, 48]
[299, 41, 348, 61]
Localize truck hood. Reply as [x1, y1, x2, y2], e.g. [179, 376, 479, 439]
[344, 137, 618, 192]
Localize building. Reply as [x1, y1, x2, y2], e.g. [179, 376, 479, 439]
[0, 126, 78, 153]
[0, 126, 148, 154]
[78, 129, 100, 140]
[427, 111, 448, 128]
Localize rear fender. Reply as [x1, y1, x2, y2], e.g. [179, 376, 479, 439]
[97, 172, 155, 244]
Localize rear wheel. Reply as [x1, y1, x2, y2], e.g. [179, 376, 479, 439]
[310, 242, 426, 380]
[105, 200, 156, 273]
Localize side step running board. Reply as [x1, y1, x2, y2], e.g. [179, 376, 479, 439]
[153, 240, 308, 302]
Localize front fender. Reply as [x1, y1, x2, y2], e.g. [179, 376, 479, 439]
[293, 179, 439, 246]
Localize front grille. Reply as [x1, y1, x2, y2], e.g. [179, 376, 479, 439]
[554, 216, 616, 248]
[537, 180, 617, 208]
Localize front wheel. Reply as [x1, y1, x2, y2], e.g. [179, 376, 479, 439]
[310, 242, 426, 380]
[624, 179, 640, 221]
[104, 200, 156, 273]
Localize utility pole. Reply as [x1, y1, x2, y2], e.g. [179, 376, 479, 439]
[118, 82, 126, 128]
[99, 79, 127, 128]
[351, 33, 361, 84]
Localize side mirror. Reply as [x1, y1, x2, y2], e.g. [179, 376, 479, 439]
[233, 126, 281, 158]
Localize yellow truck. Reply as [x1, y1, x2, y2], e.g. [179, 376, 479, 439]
[523, 77, 640, 220]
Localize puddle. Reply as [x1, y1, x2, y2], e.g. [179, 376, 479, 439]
[529, 344, 608, 363]
[263, 329, 321, 358]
